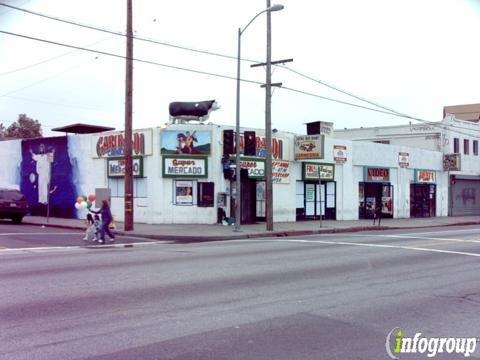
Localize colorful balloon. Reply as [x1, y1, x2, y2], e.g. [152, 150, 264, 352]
[81, 201, 88, 209]
[86, 201, 92, 209]
[87, 194, 96, 202]
[74, 202, 82, 210]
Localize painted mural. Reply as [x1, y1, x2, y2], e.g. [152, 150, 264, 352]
[160, 130, 211, 155]
[21, 137, 76, 218]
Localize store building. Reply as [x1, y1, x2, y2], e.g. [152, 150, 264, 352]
[0, 120, 449, 224]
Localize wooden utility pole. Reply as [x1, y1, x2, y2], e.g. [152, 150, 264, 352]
[124, 0, 134, 231]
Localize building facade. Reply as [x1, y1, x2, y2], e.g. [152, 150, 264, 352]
[0, 122, 449, 224]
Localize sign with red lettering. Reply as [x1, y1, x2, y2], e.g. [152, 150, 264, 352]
[415, 170, 436, 183]
[272, 160, 290, 184]
[162, 156, 208, 178]
[366, 168, 389, 182]
[93, 129, 152, 158]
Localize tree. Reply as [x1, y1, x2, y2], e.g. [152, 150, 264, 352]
[0, 123, 6, 138]
[4, 114, 43, 139]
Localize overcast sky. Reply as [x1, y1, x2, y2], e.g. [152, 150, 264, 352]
[1, 0, 480, 136]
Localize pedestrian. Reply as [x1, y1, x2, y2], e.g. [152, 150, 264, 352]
[83, 213, 95, 241]
[89, 200, 115, 244]
[373, 204, 382, 226]
[93, 214, 102, 241]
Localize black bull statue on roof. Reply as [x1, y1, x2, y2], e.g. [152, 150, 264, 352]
[169, 100, 219, 121]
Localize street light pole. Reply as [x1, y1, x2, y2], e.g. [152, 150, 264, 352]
[234, 4, 284, 232]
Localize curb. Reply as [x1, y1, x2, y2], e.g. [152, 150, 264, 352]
[21, 220, 480, 243]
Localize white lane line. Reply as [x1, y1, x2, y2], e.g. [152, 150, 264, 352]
[272, 238, 480, 258]
[0, 241, 162, 254]
[398, 228, 480, 236]
[350, 234, 480, 244]
[0, 232, 80, 236]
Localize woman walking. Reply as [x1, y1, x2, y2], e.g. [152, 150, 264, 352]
[90, 200, 115, 244]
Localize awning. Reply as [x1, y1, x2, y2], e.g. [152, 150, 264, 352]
[51, 123, 115, 134]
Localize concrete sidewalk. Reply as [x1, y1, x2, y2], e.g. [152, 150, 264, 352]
[21, 215, 480, 242]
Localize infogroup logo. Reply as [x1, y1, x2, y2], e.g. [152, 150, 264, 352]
[385, 327, 478, 359]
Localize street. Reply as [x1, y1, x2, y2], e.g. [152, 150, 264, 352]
[1, 224, 480, 359]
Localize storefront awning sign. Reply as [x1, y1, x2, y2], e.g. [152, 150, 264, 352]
[294, 135, 325, 160]
[302, 162, 334, 180]
[365, 167, 389, 182]
[415, 170, 436, 183]
[107, 157, 143, 178]
[239, 158, 265, 179]
[163, 156, 208, 178]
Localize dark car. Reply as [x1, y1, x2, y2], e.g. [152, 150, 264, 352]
[0, 188, 29, 223]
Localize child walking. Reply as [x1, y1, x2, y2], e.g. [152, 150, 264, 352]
[83, 213, 96, 241]
[93, 215, 102, 242]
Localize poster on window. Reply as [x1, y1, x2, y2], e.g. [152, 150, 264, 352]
[175, 180, 193, 205]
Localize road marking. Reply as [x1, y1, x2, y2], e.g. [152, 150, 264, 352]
[271, 238, 480, 258]
[0, 232, 80, 236]
[400, 228, 480, 236]
[350, 233, 480, 244]
[0, 240, 162, 254]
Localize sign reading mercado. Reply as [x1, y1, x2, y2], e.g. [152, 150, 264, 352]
[93, 129, 153, 158]
[107, 157, 143, 178]
[163, 156, 208, 178]
[294, 135, 325, 160]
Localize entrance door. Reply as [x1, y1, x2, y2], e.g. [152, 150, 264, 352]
[410, 184, 436, 217]
[304, 182, 324, 219]
[359, 182, 394, 219]
[240, 169, 256, 224]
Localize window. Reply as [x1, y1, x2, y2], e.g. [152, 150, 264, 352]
[108, 178, 147, 198]
[464, 139, 469, 155]
[474, 140, 478, 156]
[197, 182, 214, 207]
[453, 138, 459, 153]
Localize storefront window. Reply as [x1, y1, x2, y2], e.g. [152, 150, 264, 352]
[174, 180, 194, 205]
[108, 178, 147, 198]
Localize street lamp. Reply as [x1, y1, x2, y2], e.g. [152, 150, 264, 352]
[234, 4, 284, 232]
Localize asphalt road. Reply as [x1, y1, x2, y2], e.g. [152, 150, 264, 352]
[1, 224, 480, 359]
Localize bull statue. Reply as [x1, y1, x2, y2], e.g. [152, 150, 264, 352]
[169, 100, 220, 123]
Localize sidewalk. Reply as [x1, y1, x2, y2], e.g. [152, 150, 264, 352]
[22, 215, 480, 242]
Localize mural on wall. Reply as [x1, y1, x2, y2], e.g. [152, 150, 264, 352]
[160, 130, 211, 155]
[21, 137, 76, 218]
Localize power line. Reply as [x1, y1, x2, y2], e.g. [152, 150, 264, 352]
[2, 1, 479, 136]
[0, 35, 116, 76]
[1, 28, 479, 140]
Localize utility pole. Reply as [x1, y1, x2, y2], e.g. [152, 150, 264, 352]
[251, 1, 291, 231]
[124, 0, 134, 231]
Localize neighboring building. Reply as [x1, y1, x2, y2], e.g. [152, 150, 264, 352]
[443, 103, 480, 122]
[335, 106, 480, 216]
[0, 121, 449, 223]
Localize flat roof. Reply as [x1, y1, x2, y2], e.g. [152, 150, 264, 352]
[51, 123, 115, 134]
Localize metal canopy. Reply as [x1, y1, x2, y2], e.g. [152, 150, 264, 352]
[51, 123, 115, 134]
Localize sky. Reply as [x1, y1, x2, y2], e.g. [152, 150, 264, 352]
[1, 0, 480, 137]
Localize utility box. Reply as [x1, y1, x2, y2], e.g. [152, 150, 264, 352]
[95, 188, 111, 207]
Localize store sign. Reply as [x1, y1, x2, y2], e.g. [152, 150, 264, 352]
[160, 130, 211, 155]
[107, 157, 143, 178]
[272, 160, 290, 184]
[239, 135, 285, 160]
[93, 129, 152, 158]
[398, 152, 409, 168]
[333, 145, 347, 163]
[366, 168, 389, 182]
[303, 162, 335, 180]
[443, 154, 461, 171]
[240, 158, 265, 179]
[294, 135, 325, 160]
[163, 156, 208, 178]
[415, 170, 436, 183]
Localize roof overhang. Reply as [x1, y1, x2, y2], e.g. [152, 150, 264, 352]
[51, 123, 115, 134]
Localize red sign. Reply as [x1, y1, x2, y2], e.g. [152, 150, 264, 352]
[367, 168, 389, 181]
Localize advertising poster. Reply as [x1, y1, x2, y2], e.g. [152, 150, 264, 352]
[175, 180, 193, 205]
[161, 130, 211, 155]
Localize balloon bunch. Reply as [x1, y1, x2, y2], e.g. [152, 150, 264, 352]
[74, 194, 96, 210]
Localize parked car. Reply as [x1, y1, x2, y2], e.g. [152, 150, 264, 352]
[0, 188, 29, 223]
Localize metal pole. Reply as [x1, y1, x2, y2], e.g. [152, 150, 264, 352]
[319, 177, 322, 228]
[234, 27, 242, 232]
[265, 0, 273, 231]
[124, 0, 134, 231]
